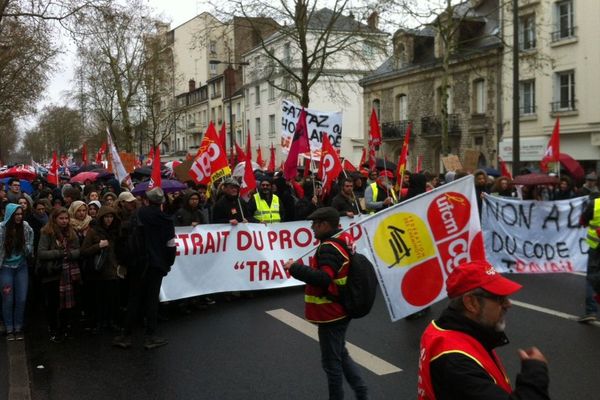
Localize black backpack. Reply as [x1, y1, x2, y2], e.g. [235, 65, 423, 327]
[325, 237, 378, 318]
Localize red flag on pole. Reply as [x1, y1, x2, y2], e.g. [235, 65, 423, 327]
[283, 108, 310, 181]
[498, 157, 512, 180]
[235, 142, 247, 163]
[416, 155, 423, 173]
[219, 122, 227, 155]
[368, 109, 381, 171]
[48, 152, 59, 186]
[359, 147, 366, 168]
[95, 142, 107, 164]
[343, 159, 357, 172]
[317, 134, 343, 197]
[146, 147, 155, 166]
[240, 130, 257, 199]
[82, 143, 88, 166]
[189, 122, 231, 185]
[540, 118, 560, 172]
[396, 123, 412, 186]
[148, 146, 161, 190]
[256, 146, 265, 168]
[267, 143, 276, 173]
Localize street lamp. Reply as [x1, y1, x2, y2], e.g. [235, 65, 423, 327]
[209, 59, 250, 160]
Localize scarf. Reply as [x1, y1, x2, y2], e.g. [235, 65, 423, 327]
[58, 236, 81, 310]
[68, 201, 92, 232]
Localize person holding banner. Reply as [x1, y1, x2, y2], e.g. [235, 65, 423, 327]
[247, 178, 283, 223]
[364, 170, 396, 214]
[331, 177, 362, 217]
[578, 196, 600, 323]
[417, 260, 550, 400]
[284, 207, 368, 400]
[211, 178, 251, 224]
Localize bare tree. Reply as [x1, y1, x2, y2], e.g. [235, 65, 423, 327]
[211, 0, 388, 107]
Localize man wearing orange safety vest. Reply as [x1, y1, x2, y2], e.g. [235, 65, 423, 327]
[284, 207, 368, 400]
[417, 260, 550, 400]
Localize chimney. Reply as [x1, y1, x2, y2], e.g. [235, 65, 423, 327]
[367, 11, 379, 30]
[188, 79, 196, 92]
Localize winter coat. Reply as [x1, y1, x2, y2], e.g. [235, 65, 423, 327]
[36, 229, 80, 283]
[173, 191, 206, 226]
[80, 206, 120, 280]
[0, 203, 34, 267]
[137, 204, 176, 276]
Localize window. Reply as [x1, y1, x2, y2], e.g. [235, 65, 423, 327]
[363, 40, 374, 57]
[209, 41, 217, 55]
[554, 70, 576, 111]
[211, 107, 216, 123]
[210, 63, 217, 76]
[553, 0, 575, 41]
[519, 14, 536, 50]
[236, 103, 241, 121]
[372, 99, 381, 118]
[396, 94, 408, 120]
[255, 85, 261, 105]
[269, 114, 276, 137]
[519, 79, 536, 115]
[255, 117, 261, 139]
[283, 42, 291, 64]
[437, 86, 453, 115]
[473, 79, 486, 114]
[268, 81, 275, 101]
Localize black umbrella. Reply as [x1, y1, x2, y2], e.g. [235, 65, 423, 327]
[375, 158, 397, 173]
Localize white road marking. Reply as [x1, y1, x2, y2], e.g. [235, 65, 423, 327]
[266, 309, 402, 375]
[511, 300, 600, 327]
[571, 272, 586, 277]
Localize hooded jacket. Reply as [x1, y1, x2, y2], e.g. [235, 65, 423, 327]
[80, 206, 121, 280]
[0, 203, 34, 267]
[173, 190, 206, 227]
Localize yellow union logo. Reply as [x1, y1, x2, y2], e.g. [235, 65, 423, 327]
[373, 213, 435, 269]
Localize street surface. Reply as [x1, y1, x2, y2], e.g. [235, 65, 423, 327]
[3, 273, 599, 399]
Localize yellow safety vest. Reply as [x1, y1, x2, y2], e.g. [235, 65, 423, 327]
[253, 193, 281, 223]
[586, 198, 600, 249]
[367, 182, 398, 214]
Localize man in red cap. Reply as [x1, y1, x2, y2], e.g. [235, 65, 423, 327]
[364, 170, 397, 214]
[417, 259, 550, 400]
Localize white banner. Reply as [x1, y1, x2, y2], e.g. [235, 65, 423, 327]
[482, 194, 589, 273]
[280, 99, 343, 159]
[161, 217, 368, 301]
[360, 176, 484, 321]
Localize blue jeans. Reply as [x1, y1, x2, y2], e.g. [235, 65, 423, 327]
[318, 319, 368, 400]
[0, 262, 29, 333]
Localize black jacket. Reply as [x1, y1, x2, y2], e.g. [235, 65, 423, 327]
[330, 193, 361, 216]
[173, 191, 206, 227]
[137, 205, 176, 276]
[212, 195, 250, 223]
[430, 308, 550, 400]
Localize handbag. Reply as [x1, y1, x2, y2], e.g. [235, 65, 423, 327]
[93, 248, 108, 272]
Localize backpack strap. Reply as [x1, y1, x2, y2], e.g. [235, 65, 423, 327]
[319, 236, 351, 278]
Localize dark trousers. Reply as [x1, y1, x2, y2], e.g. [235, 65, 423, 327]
[42, 280, 76, 334]
[123, 268, 163, 336]
[318, 319, 368, 400]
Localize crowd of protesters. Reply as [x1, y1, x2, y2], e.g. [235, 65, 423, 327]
[0, 164, 597, 347]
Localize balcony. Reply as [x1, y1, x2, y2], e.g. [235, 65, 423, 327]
[469, 114, 491, 131]
[420, 114, 461, 137]
[551, 26, 577, 43]
[210, 91, 222, 100]
[382, 120, 411, 140]
[551, 100, 577, 112]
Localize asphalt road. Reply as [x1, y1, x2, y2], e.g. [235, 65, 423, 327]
[6, 273, 600, 400]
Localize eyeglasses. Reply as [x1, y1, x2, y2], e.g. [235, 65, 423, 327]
[472, 292, 509, 305]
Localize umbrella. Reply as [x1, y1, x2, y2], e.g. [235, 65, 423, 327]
[375, 158, 397, 173]
[0, 178, 33, 194]
[131, 166, 170, 180]
[132, 179, 187, 196]
[232, 161, 261, 177]
[512, 173, 559, 186]
[70, 171, 102, 184]
[558, 153, 584, 182]
[0, 165, 37, 181]
[482, 167, 501, 177]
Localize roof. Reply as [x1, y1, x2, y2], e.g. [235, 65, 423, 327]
[306, 8, 386, 34]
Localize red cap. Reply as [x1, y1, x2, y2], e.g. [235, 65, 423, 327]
[379, 170, 394, 179]
[446, 259, 522, 298]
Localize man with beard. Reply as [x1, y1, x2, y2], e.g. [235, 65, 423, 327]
[247, 178, 283, 223]
[331, 177, 362, 217]
[417, 260, 550, 400]
[364, 170, 397, 214]
[212, 178, 250, 224]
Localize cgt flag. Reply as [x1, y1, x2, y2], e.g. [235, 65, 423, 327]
[357, 175, 485, 321]
[189, 121, 231, 185]
[48, 152, 59, 186]
[540, 118, 560, 173]
[95, 142, 107, 164]
[317, 134, 343, 197]
[283, 107, 310, 181]
[148, 146, 161, 190]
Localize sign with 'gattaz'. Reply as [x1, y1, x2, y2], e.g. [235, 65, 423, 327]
[280, 99, 343, 159]
[360, 176, 485, 321]
[482, 194, 588, 274]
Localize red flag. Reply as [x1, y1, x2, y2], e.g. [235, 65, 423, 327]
[359, 147, 366, 168]
[256, 146, 265, 168]
[540, 118, 560, 172]
[146, 147, 155, 166]
[148, 146, 161, 190]
[95, 142, 107, 164]
[48, 152, 59, 186]
[82, 143, 88, 166]
[368, 109, 381, 171]
[317, 134, 343, 196]
[303, 157, 311, 178]
[343, 159, 357, 172]
[416, 155, 423, 173]
[189, 122, 231, 185]
[283, 108, 310, 181]
[240, 130, 257, 199]
[498, 157, 512, 180]
[219, 122, 227, 155]
[267, 143, 276, 173]
[235, 142, 247, 164]
[396, 123, 412, 186]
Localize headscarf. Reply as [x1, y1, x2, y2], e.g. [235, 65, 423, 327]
[68, 200, 92, 232]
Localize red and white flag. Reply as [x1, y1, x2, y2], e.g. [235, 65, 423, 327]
[95, 142, 107, 164]
[540, 118, 560, 172]
[148, 146, 161, 190]
[189, 122, 231, 185]
[146, 147, 155, 166]
[317, 134, 343, 197]
[48, 152, 59, 186]
[240, 130, 257, 200]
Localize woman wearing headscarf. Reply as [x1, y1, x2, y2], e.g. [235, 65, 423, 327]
[80, 206, 121, 332]
[0, 204, 34, 340]
[37, 207, 81, 342]
[68, 201, 92, 245]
